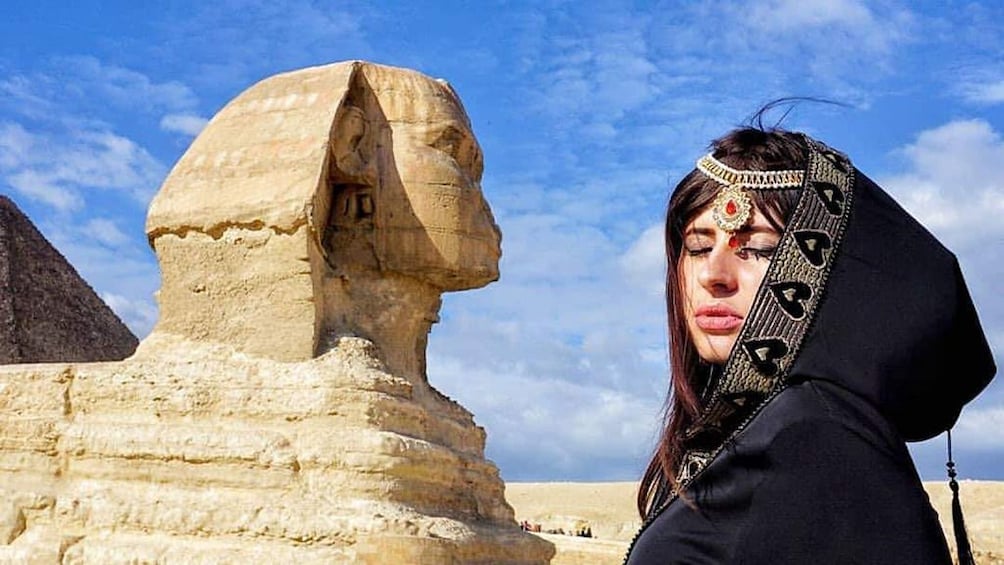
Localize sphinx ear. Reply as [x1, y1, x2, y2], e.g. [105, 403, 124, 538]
[329, 66, 377, 185]
[329, 104, 373, 183]
[316, 66, 382, 273]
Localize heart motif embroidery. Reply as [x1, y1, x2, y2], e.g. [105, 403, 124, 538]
[769, 281, 813, 320]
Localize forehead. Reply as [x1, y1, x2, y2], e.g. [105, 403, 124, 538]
[685, 206, 778, 233]
[363, 68, 472, 132]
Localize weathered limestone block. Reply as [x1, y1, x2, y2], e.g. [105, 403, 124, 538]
[0, 365, 70, 477]
[0, 61, 552, 564]
[1, 343, 548, 562]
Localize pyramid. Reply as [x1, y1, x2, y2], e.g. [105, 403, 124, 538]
[0, 195, 138, 364]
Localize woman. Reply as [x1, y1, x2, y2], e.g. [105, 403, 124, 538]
[625, 127, 996, 564]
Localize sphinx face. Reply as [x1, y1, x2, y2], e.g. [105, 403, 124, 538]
[322, 65, 501, 291]
[367, 67, 502, 291]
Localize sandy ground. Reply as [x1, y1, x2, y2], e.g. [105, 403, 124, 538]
[506, 481, 1004, 564]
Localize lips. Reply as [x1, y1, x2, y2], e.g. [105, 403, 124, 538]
[693, 304, 744, 332]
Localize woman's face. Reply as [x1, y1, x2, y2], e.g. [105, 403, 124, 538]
[679, 205, 781, 364]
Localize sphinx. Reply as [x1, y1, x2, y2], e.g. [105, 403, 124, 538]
[0, 61, 553, 564]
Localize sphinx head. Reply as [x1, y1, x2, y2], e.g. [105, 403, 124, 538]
[145, 62, 500, 367]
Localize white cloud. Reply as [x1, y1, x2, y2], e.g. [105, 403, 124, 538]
[85, 218, 130, 247]
[6, 169, 82, 211]
[739, 0, 912, 56]
[165, 1, 370, 91]
[57, 55, 198, 113]
[429, 353, 661, 480]
[0, 122, 34, 170]
[952, 407, 1004, 451]
[881, 119, 1004, 246]
[878, 119, 1004, 471]
[101, 292, 159, 338]
[0, 122, 166, 210]
[0, 58, 174, 214]
[1, 57, 199, 123]
[619, 223, 665, 297]
[520, 14, 659, 142]
[63, 130, 165, 204]
[0, 75, 54, 119]
[746, 0, 875, 31]
[961, 78, 1004, 105]
[638, 1, 916, 110]
[160, 113, 209, 136]
[427, 206, 672, 480]
[499, 213, 617, 281]
[992, 331, 1004, 357]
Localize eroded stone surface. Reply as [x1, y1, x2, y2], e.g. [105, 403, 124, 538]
[0, 61, 552, 564]
[0, 340, 550, 563]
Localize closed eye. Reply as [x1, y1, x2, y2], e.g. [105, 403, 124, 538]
[736, 246, 776, 260]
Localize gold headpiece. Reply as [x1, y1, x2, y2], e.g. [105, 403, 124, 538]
[696, 154, 805, 233]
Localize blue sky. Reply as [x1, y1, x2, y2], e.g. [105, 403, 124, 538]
[1, 1, 1001, 482]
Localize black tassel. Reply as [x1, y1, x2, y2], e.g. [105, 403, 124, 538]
[946, 429, 975, 565]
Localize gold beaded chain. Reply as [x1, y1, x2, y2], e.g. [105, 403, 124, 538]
[696, 154, 805, 233]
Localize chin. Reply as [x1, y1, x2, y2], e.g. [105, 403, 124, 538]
[694, 336, 737, 365]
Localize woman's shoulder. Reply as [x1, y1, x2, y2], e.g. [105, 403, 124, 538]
[723, 381, 951, 564]
[736, 378, 908, 460]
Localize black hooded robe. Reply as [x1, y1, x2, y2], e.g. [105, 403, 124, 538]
[626, 141, 996, 564]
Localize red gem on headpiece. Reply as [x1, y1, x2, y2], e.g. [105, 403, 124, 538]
[725, 199, 737, 216]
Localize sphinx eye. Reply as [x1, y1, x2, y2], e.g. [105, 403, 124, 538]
[431, 124, 482, 180]
[431, 126, 464, 157]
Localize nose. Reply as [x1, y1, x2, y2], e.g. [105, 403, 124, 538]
[697, 243, 739, 296]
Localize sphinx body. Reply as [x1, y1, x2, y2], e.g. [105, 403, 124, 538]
[0, 61, 552, 564]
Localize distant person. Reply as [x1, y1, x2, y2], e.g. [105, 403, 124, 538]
[625, 124, 996, 564]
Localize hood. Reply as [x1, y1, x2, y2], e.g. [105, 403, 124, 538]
[680, 135, 996, 480]
[791, 172, 995, 441]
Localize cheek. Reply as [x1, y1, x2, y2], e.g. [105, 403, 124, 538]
[750, 261, 771, 286]
[677, 259, 700, 315]
[677, 259, 692, 297]
[738, 262, 771, 308]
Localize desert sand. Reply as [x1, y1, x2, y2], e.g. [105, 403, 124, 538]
[507, 481, 1004, 564]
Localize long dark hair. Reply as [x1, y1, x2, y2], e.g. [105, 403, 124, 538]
[637, 127, 808, 518]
